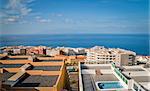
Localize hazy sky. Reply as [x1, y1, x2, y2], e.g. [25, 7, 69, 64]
[0, 0, 149, 34]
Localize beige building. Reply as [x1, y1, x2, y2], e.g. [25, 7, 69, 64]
[0, 55, 69, 91]
[86, 46, 136, 66]
[46, 48, 60, 56]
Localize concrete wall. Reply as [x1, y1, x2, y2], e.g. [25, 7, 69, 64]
[26, 70, 60, 76]
[55, 64, 68, 91]
[100, 69, 113, 74]
[120, 54, 129, 66]
[81, 69, 96, 74]
[0, 60, 32, 64]
[79, 62, 84, 91]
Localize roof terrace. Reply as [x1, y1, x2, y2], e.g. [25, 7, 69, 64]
[79, 63, 124, 91]
[122, 65, 150, 91]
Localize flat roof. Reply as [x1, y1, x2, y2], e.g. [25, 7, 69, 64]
[0, 64, 24, 68]
[1, 58, 28, 60]
[14, 75, 59, 87]
[124, 69, 145, 71]
[39, 60, 63, 62]
[81, 66, 111, 69]
[139, 82, 150, 91]
[82, 74, 119, 91]
[0, 56, 4, 59]
[80, 64, 123, 91]
[31, 66, 61, 71]
[2, 72, 16, 82]
[132, 76, 150, 82]
[145, 68, 150, 72]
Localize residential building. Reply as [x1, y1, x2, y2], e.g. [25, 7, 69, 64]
[122, 65, 150, 91]
[79, 62, 129, 91]
[79, 62, 149, 91]
[27, 46, 46, 55]
[13, 49, 21, 54]
[0, 55, 69, 91]
[20, 49, 26, 55]
[46, 48, 60, 56]
[86, 46, 136, 66]
[136, 56, 150, 64]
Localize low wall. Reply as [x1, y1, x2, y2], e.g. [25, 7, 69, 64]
[81, 69, 95, 74]
[26, 70, 60, 76]
[79, 62, 83, 91]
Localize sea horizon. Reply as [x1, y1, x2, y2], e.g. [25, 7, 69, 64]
[0, 34, 149, 56]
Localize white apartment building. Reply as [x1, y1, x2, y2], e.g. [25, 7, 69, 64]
[86, 46, 136, 66]
[46, 48, 60, 56]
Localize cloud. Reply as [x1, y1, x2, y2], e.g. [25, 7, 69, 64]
[5, 0, 33, 15]
[39, 19, 51, 23]
[1, 0, 34, 24]
[7, 16, 20, 22]
[35, 16, 41, 19]
[35, 16, 52, 23]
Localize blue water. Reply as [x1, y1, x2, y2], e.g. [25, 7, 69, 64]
[0, 34, 149, 55]
[98, 82, 123, 89]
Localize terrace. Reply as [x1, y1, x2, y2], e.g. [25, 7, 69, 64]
[79, 63, 125, 91]
[122, 65, 150, 91]
[82, 74, 119, 91]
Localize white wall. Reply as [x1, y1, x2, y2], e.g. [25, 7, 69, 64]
[81, 69, 96, 74]
[100, 69, 113, 74]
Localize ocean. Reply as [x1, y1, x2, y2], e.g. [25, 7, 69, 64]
[0, 34, 149, 55]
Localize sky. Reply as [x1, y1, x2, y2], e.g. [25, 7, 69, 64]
[0, 0, 149, 34]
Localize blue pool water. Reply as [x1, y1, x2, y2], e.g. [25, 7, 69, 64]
[98, 82, 123, 89]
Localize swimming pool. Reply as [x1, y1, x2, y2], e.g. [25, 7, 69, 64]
[96, 81, 124, 90]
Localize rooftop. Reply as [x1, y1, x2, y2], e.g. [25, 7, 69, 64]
[132, 76, 150, 82]
[14, 74, 58, 87]
[124, 69, 145, 71]
[2, 72, 16, 82]
[31, 66, 61, 71]
[81, 66, 111, 69]
[0, 64, 24, 68]
[39, 59, 63, 62]
[82, 74, 119, 91]
[122, 65, 150, 91]
[1, 57, 28, 60]
[80, 64, 121, 91]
